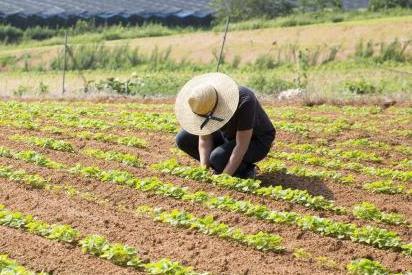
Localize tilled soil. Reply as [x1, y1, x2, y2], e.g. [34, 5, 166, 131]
[0, 104, 411, 274]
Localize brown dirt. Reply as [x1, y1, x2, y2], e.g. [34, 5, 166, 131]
[0, 102, 412, 274]
[0, 227, 139, 275]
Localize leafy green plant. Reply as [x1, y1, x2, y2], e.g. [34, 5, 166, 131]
[0, 165, 48, 189]
[346, 258, 389, 275]
[363, 181, 405, 195]
[143, 258, 197, 275]
[342, 79, 382, 95]
[0, 205, 199, 274]
[47, 224, 80, 243]
[353, 202, 407, 225]
[12, 85, 31, 97]
[75, 131, 147, 148]
[83, 148, 143, 168]
[138, 206, 284, 252]
[11, 134, 75, 153]
[153, 159, 346, 213]
[0, 254, 38, 275]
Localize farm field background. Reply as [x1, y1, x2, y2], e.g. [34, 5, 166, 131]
[0, 100, 411, 274]
[1, 14, 412, 100]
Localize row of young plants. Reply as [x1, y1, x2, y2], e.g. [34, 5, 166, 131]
[65, 163, 412, 255]
[0, 162, 408, 275]
[10, 134, 75, 153]
[346, 258, 410, 275]
[336, 138, 412, 158]
[259, 158, 412, 196]
[152, 159, 345, 213]
[1, 144, 411, 255]
[0, 146, 63, 170]
[0, 254, 46, 275]
[0, 205, 201, 274]
[269, 151, 412, 182]
[0, 157, 342, 274]
[152, 160, 409, 227]
[82, 148, 144, 168]
[8, 133, 146, 169]
[275, 141, 384, 163]
[276, 140, 412, 171]
[137, 205, 285, 252]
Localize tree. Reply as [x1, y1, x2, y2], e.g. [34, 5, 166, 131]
[368, 0, 411, 11]
[212, 0, 295, 22]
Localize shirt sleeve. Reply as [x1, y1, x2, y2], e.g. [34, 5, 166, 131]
[236, 93, 256, 131]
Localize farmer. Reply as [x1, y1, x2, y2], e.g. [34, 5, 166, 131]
[175, 73, 276, 179]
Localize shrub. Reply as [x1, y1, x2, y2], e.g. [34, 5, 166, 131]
[13, 85, 31, 97]
[24, 26, 56, 41]
[212, 0, 294, 22]
[247, 74, 295, 94]
[342, 80, 382, 95]
[0, 25, 23, 44]
[37, 82, 50, 95]
[369, 0, 411, 11]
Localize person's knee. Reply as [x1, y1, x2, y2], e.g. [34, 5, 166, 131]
[209, 147, 228, 174]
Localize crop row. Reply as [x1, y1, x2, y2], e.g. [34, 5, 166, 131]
[275, 141, 383, 163]
[1, 162, 409, 275]
[11, 134, 75, 152]
[39, 126, 147, 149]
[83, 148, 143, 168]
[0, 254, 45, 275]
[137, 205, 284, 252]
[259, 158, 412, 196]
[152, 159, 344, 213]
[269, 151, 412, 182]
[5, 134, 144, 169]
[0, 145, 410, 254]
[0, 205, 201, 274]
[2, 101, 410, 139]
[152, 160, 409, 227]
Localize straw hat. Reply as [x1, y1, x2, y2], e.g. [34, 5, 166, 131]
[175, 73, 239, 136]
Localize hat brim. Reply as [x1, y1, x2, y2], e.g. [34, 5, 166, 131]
[175, 73, 239, 136]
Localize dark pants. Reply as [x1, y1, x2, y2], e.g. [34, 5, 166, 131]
[176, 129, 275, 178]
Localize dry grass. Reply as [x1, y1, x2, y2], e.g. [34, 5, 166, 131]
[1, 16, 411, 66]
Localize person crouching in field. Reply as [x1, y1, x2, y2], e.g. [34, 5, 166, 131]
[175, 73, 276, 179]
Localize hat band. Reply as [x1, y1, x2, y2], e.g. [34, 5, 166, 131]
[193, 89, 224, 130]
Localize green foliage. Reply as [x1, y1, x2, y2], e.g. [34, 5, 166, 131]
[342, 79, 382, 95]
[83, 148, 143, 168]
[363, 181, 405, 195]
[152, 159, 345, 213]
[212, 0, 294, 22]
[143, 258, 196, 275]
[12, 85, 31, 97]
[247, 74, 295, 94]
[138, 206, 284, 252]
[0, 165, 48, 189]
[37, 81, 49, 95]
[13, 150, 63, 169]
[369, 0, 411, 11]
[118, 111, 177, 133]
[24, 26, 56, 41]
[0, 25, 23, 44]
[47, 224, 80, 243]
[76, 131, 147, 148]
[353, 202, 407, 225]
[346, 258, 389, 275]
[11, 134, 75, 152]
[0, 205, 197, 273]
[0, 254, 36, 275]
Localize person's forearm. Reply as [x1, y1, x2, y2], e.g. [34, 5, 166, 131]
[223, 145, 245, 175]
[199, 136, 213, 168]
